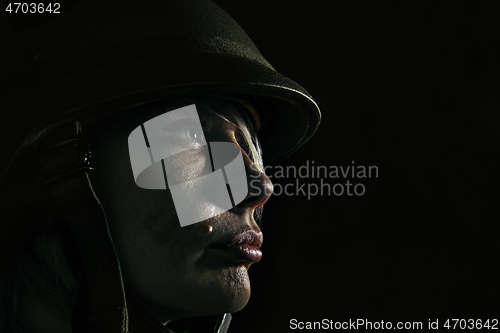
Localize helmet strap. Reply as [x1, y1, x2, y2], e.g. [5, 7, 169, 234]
[40, 120, 133, 332]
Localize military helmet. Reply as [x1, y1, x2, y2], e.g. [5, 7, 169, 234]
[1, 0, 321, 183]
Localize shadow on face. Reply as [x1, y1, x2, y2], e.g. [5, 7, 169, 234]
[89, 96, 273, 323]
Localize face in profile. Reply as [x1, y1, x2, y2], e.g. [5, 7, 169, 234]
[90, 98, 273, 324]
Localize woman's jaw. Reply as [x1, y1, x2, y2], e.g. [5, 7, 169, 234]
[119, 211, 265, 324]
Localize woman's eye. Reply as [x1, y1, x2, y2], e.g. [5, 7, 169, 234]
[172, 126, 204, 144]
[161, 118, 206, 144]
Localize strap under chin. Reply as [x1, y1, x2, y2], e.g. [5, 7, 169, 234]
[40, 120, 129, 333]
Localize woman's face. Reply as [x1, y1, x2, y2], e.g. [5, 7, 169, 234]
[90, 102, 273, 323]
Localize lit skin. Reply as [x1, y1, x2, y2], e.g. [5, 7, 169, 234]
[90, 106, 273, 324]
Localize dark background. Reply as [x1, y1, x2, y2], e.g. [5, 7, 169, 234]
[3, 1, 498, 331]
[213, 1, 500, 331]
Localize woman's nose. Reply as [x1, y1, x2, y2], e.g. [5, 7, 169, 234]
[238, 157, 273, 210]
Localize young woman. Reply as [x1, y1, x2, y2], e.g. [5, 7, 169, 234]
[0, 1, 321, 332]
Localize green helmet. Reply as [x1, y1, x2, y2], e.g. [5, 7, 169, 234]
[1, 0, 320, 182]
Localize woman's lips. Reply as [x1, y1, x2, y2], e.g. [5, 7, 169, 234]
[219, 243, 262, 263]
[211, 230, 263, 263]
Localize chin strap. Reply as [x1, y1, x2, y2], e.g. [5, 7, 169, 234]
[215, 313, 232, 333]
[40, 120, 231, 333]
[40, 120, 131, 332]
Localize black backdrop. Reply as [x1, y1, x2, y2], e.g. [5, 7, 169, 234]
[3, 1, 499, 331]
[213, 1, 500, 331]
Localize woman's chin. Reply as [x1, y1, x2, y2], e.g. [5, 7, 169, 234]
[142, 265, 253, 321]
[200, 265, 253, 314]
[217, 287, 252, 314]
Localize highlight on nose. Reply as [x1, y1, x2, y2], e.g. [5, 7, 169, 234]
[240, 162, 273, 210]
